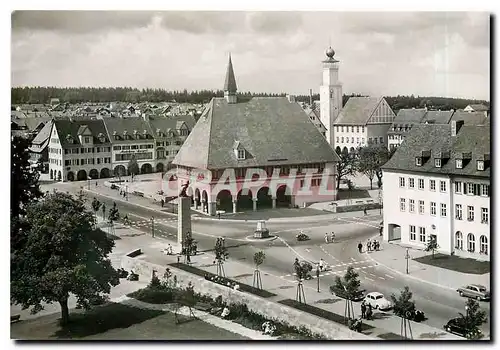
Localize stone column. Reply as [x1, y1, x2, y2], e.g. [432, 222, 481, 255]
[252, 198, 257, 211]
[194, 198, 198, 210]
[177, 196, 192, 254]
[201, 199, 206, 213]
[208, 202, 216, 216]
[272, 197, 277, 209]
[232, 200, 237, 213]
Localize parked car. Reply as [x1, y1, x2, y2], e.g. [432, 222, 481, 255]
[364, 292, 392, 310]
[444, 317, 482, 338]
[457, 284, 490, 301]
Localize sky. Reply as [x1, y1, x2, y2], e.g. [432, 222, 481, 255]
[11, 11, 491, 100]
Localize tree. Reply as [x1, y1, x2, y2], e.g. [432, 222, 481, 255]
[10, 192, 120, 326]
[335, 149, 357, 190]
[253, 251, 265, 289]
[11, 135, 43, 252]
[108, 202, 120, 235]
[91, 197, 102, 223]
[181, 231, 195, 263]
[214, 238, 229, 277]
[293, 260, 311, 303]
[391, 286, 416, 338]
[459, 298, 487, 339]
[357, 145, 391, 190]
[127, 156, 139, 181]
[424, 235, 439, 259]
[329, 266, 361, 322]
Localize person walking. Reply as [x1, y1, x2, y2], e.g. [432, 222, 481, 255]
[363, 207, 368, 216]
[325, 232, 330, 244]
[319, 258, 325, 271]
[367, 239, 372, 252]
[330, 232, 336, 243]
[358, 242, 363, 253]
[161, 198, 165, 208]
[366, 304, 373, 320]
[361, 301, 367, 319]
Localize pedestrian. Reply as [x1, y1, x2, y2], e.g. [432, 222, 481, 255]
[161, 198, 165, 208]
[218, 212, 221, 220]
[379, 226, 383, 236]
[330, 232, 335, 243]
[96, 181, 98, 187]
[366, 304, 373, 320]
[363, 207, 367, 216]
[367, 239, 371, 252]
[358, 242, 363, 253]
[325, 232, 329, 244]
[319, 258, 325, 271]
[361, 301, 367, 319]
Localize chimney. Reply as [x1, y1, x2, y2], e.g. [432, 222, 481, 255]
[309, 89, 313, 106]
[451, 120, 464, 137]
[287, 94, 296, 103]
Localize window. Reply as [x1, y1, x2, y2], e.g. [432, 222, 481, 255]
[419, 227, 426, 242]
[410, 225, 416, 241]
[97, 158, 101, 164]
[418, 179, 424, 190]
[368, 138, 372, 144]
[336, 126, 339, 132]
[455, 231, 463, 250]
[409, 178, 415, 188]
[418, 200, 424, 214]
[467, 183, 474, 195]
[456, 204, 462, 220]
[430, 180, 436, 191]
[351, 137, 354, 143]
[357, 137, 360, 143]
[399, 177, 405, 188]
[415, 157, 422, 166]
[374, 138, 378, 144]
[477, 160, 484, 171]
[434, 158, 441, 168]
[480, 184, 489, 197]
[336, 137, 339, 143]
[379, 137, 384, 143]
[400, 198, 406, 211]
[362, 138, 365, 144]
[113, 146, 121, 151]
[131, 145, 138, 150]
[64, 160, 70, 166]
[440, 181, 446, 192]
[237, 149, 245, 160]
[409, 199, 415, 213]
[481, 208, 488, 224]
[467, 206, 474, 221]
[175, 141, 182, 146]
[341, 137, 344, 143]
[440, 203, 447, 217]
[356, 126, 359, 133]
[346, 137, 349, 143]
[80, 148, 85, 154]
[480, 235, 488, 255]
[467, 233, 475, 252]
[456, 159, 462, 169]
[362, 126, 365, 133]
[84, 136, 90, 143]
[341, 126, 344, 132]
[454, 181, 462, 194]
[430, 202, 436, 216]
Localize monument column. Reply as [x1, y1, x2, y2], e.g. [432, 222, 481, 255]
[232, 199, 237, 213]
[272, 197, 277, 209]
[177, 182, 192, 254]
[252, 198, 257, 211]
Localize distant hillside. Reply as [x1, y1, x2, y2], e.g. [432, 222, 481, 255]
[11, 87, 488, 112]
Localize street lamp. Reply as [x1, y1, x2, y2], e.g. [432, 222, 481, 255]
[151, 216, 155, 238]
[316, 263, 320, 293]
[405, 248, 410, 274]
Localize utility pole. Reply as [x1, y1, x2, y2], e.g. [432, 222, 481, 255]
[151, 216, 155, 238]
[405, 248, 410, 274]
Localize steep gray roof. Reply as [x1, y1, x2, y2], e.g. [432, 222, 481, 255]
[334, 97, 380, 125]
[147, 115, 196, 136]
[388, 108, 427, 134]
[467, 104, 488, 111]
[54, 119, 110, 147]
[382, 124, 490, 178]
[102, 118, 154, 143]
[450, 110, 488, 126]
[173, 97, 339, 169]
[420, 110, 454, 124]
[223, 55, 237, 93]
[31, 119, 53, 146]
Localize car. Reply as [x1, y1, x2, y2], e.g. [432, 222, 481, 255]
[457, 284, 490, 301]
[364, 292, 392, 310]
[444, 317, 482, 338]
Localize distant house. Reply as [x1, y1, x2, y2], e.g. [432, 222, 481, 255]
[387, 108, 428, 151]
[304, 107, 327, 138]
[464, 104, 488, 112]
[50, 98, 60, 106]
[449, 110, 488, 126]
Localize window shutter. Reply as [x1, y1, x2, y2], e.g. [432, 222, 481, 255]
[463, 183, 468, 195]
[474, 184, 480, 196]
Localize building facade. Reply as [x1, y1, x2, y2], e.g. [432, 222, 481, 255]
[172, 55, 340, 216]
[382, 121, 490, 261]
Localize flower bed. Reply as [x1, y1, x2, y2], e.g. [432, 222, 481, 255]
[169, 263, 277, 298]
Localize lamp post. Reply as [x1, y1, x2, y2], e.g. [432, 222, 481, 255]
[316, 264, 320, 293]
[465, 305, 469, 336]
[151, 216, 155, 238]
[405, 248, 410, 274]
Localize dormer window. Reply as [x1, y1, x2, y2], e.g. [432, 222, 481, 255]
[84, 136, 90, 143]
[415, 157, 422, 166]
[237, 149, 246, 160]
[456, 159, 463, 169]
[477, 160, 485, 171]
[434, 158, 441, 168]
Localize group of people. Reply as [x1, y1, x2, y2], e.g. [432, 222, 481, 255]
[360, 300, 373, 320]
[357, 239, 380, 253]
[324, 232, 336, 244]
[163, 243, 174, 255]
[119, 190, 127, 199]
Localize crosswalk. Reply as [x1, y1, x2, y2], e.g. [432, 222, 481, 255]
[129, 217, 177, 227]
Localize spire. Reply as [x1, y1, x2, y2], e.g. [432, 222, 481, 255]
[224, 54, 237, 98]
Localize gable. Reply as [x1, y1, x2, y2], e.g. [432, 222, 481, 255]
[367, 98, 396, 124]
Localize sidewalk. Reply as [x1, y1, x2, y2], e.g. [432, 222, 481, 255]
[119, 226, 461, 340]
[365, 238, 490, 291]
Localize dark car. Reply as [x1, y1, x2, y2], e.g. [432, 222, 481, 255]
[444, 317, 482, 338]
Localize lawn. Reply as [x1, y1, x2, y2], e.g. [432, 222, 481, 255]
[414, 253, 490, 274]
[11, 302, 249, 340]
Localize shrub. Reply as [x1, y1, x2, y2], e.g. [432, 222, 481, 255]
[128, 288, 174, 304]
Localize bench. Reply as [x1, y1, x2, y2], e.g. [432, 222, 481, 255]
[194, 302, 212, 312]
[11, 314, 20, 323]
[126, 249, 142, 258]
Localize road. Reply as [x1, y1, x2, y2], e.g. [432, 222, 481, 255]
[54, 183, 491, 337]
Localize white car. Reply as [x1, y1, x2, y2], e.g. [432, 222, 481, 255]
[364, 292, 392, 310]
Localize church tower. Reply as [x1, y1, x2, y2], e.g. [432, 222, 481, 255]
[319, 47, 342, 145]
[224, 54, 238, 104]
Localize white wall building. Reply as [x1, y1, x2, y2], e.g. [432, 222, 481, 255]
[382, 121, 490, 261]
